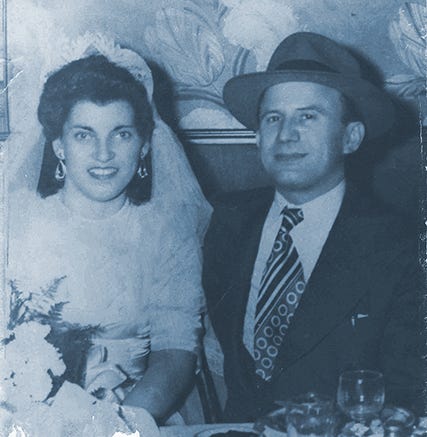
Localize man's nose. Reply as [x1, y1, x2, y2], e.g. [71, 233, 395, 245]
[277, 118, 299, 142]
[93, 138, 115, 162]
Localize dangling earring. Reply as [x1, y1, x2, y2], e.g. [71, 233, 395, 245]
[137, 158, 148, 179]
[55, 159, 66, 182]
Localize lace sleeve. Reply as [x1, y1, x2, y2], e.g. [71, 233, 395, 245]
[147, 208, 206, 355]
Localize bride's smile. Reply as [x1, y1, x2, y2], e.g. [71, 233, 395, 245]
[88, 167, 119, 179]
[52, 99, 146, 217]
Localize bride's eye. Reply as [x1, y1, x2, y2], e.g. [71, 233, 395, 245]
[116, 131, 132, 140]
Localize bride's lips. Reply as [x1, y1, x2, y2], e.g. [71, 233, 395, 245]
[88, 167, 118, 180]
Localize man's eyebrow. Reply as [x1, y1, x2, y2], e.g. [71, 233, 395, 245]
[296, 105, 326, 113]
[258, 104, 327, 117]
[258, 109, 280, 118]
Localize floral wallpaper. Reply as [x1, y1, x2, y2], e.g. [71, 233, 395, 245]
[141, 0, 301, 130]
[6, 0, 427, 142]
[386, 2, 425, 116]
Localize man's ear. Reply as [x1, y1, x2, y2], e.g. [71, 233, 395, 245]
[343, 121, 365, 155]
[52, 138, 65, 160]
[255, 131, 261, 148]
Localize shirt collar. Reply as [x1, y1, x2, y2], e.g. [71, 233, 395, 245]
[272, 180, 346, 218]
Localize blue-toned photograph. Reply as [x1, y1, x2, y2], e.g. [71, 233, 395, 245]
[1, 1, 425, 436]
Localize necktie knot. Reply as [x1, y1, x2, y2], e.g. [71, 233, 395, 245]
[280, 207, 304, 232]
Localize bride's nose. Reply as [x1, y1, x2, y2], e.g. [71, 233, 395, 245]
[93, 138, 115, 162]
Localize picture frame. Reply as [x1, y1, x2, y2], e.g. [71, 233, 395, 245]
[179, 128, 255, 146]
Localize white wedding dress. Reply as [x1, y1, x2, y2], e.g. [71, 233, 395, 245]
[3, 33, 212, 434]
[7, 189, 205, 399]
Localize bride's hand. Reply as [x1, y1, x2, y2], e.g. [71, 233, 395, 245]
[84, 344, 128, 402]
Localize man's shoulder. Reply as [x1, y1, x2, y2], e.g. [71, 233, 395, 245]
[343, 185, 417, 243]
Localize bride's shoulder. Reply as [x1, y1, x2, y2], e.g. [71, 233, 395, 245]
[135, 199, 184, 222]
[129, 201, 188, 243]
[131, 200, 168, 227]
[135, 200, 201, 247]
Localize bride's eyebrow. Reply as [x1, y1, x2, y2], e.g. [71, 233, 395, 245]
[112, 125, 135, 131]
[70, 125, 93, 131]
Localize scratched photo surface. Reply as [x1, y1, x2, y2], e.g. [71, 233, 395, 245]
[1, 0, 425, 435]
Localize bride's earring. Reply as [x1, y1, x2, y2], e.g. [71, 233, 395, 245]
[137, 158, 148, 179]
[55, 159, 66, 182]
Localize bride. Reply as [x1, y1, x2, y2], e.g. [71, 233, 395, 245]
[6, 36, 211, 426]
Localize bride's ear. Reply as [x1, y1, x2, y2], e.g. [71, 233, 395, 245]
[140, 141, 151, 159]
[52, 138, 65, 160]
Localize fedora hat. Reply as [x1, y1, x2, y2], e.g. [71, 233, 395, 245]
[223, 32, 394, 139]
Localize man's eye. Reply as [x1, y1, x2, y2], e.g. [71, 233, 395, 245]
[301, 113, 315, 120]
[74, 132, 91, 140]
[265, 115, 280, 123]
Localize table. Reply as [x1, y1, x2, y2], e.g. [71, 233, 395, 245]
[159, 415, 427, 436]
[160, 422, 255, 436]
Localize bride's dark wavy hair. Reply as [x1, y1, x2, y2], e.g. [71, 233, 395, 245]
[36, 54, 154, 205]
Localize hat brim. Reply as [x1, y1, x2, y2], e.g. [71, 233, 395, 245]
[223, 70, 394, 140]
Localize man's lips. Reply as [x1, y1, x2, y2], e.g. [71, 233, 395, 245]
[88, 167, 118, 179]
[274, 152, 307, 161]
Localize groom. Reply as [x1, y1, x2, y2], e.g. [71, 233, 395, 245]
[203, 32, 425, 421]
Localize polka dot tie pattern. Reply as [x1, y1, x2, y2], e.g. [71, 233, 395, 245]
[254, 207, 305, 381]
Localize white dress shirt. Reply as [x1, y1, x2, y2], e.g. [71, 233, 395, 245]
[243, 181, 346, 356]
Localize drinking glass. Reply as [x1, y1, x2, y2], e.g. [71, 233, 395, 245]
[337, 370, 385, 424]
[287, 392, 336, 437]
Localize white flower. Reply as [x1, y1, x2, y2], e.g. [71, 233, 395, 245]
[222, 0, 300, 70]
[1, 322, 65, 408]
[6, 424, 27, 437]
[10, 322, 65, 376]
[0, 318, 160, 435]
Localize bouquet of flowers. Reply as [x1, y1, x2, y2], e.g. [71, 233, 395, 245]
[0, 278, 159, 437]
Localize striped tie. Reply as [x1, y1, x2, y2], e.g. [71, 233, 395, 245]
[254, 207, 305, 381]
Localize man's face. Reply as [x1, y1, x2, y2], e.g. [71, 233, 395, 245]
[257, 81, 360, 204]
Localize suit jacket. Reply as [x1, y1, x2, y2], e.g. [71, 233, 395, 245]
[203, 184, 425, 422]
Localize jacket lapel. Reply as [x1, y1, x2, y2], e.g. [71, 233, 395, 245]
[272, 185, 377, 378]
[225, 188, 274, 382]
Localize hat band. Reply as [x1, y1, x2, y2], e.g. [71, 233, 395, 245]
[273, 59, 337, 73]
